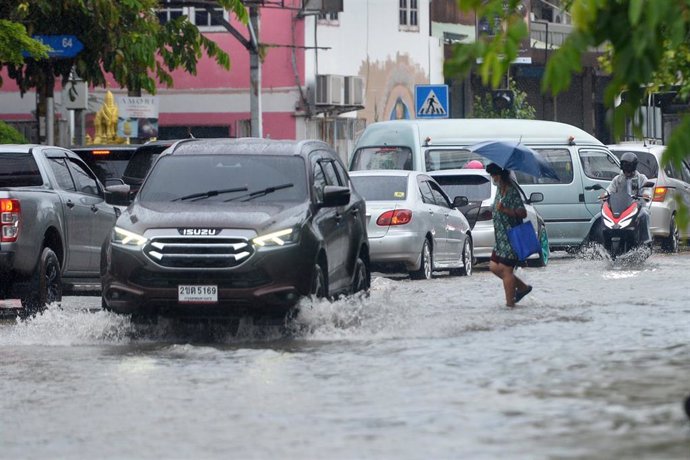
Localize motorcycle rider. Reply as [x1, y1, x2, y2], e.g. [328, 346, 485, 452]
[601, 151, 652, 245]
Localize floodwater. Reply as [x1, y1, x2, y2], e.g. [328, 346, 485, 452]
[1, 251, 689, 459]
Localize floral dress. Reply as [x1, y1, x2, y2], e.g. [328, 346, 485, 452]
[492, 183, 525, 261]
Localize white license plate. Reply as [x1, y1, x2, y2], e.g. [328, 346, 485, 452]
[178, 285, 218, 303]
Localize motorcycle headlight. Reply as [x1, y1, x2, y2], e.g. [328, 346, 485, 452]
[112, 226, 148, 247]
[252, 228, 298, 248]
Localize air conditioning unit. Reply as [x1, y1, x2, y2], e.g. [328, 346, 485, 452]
[316, 74, 344, 105]
[344, 76, 364, 106]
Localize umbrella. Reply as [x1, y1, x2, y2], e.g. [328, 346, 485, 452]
[468, 140, 560, 180]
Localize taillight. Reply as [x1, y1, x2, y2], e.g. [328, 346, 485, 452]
[376, 209, 412, 226]
[476, 206, 493, 221]
[0, 199, 20, 242]
[653, 186, 668, 202]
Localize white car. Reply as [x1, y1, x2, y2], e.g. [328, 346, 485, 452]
[349, 170, 473, 279]
[430, 168, 549, 266]
[608, 142, 690, 251]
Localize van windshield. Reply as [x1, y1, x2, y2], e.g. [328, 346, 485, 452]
[425, 149, 486, 171]
[350, 146, 413, 171]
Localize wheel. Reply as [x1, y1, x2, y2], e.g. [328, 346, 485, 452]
[20, 247, 62, 316]
[351, 255, 370, 294]
[410, 239, 433, 280]
[310, 263, 327, 298]
[450, 237, 473, 276]
[661, 216, 679, 253]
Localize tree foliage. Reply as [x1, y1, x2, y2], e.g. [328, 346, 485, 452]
[0, 121, 28, 144]
[0, 1, 248, 96]
[446, 0, 690, 173]
[0, 19, 49, 71]
[473, 78, 536, 119]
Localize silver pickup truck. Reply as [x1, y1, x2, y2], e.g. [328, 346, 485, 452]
[0, 145, 118, 315]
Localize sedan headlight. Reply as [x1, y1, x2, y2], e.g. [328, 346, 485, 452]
[112, 226, 148, 247]
[252, 228, 298, 247]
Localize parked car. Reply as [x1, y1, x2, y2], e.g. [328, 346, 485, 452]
[0, 144, 118, 314]
[121, 139, 181, 196]
[69, 144, 139, 186]
[608, 142, 690, 251]
[349, 170, 473, 279]
[101, 138, 370, 321]
[430, 168, 549, 266]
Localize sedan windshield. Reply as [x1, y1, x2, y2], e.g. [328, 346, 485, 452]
[139, 154, 307, 203]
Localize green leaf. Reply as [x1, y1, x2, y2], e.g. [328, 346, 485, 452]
[628, 0, 643, 26]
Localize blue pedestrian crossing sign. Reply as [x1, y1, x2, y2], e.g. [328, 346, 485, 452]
[415, 84, 449, 119]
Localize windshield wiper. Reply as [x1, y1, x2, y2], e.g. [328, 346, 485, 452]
[172, 186, 248, 202]
[224, 183, 294, 202]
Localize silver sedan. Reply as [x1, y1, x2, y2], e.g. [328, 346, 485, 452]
[430, 169, 549, 266]
[349, 170, 473, 279]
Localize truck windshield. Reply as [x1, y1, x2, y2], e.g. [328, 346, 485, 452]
[0, 153, 43, 187]
[139, 154, 308, 203]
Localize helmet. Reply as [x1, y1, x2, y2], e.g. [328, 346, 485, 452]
[464, 160, 484, 169]
[620, 151, 638, 174]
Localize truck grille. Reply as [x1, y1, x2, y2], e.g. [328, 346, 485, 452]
[143, 237, 253, 268]
[130, 268, 270, 289]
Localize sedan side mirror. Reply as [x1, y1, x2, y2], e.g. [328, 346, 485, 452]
[453, 196, 469, 207]
[643, 181, 655, 188]
[105, 184, 132, 207]
[321, 185, 350, 207]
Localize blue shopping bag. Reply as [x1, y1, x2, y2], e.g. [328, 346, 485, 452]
[507, 220, 541, 262]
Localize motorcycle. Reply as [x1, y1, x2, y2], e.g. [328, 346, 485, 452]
[585, 182, 654, 260]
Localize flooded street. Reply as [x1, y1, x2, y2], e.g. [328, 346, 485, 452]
[1, 252, 689, 459]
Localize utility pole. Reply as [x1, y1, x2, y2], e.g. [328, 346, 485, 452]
[248, 5, 262, 137]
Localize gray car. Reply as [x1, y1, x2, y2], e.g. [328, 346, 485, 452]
[349, 170, 473, 279]
[430, 169, 549, 266]
[608, 142, 690, 252]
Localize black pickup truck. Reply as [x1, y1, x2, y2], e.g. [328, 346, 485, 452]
[0, 144, 118, 314]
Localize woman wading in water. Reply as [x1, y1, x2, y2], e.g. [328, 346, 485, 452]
[486, 163, 532, 307]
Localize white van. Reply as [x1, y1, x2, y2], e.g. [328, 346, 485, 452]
[349, 119, 621, 250]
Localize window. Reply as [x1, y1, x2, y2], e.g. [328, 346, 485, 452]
[350, 176, 408, 201]
[0, 153, 43, 187]
[48, 158, 76, 191]
[321, 160, 340, 186]
[317, 11, 339, 23]
[418, 179, 434, 204]
[68, 158, 100, 195]
[350, 146, 413, 171]
[513, 149, 575, 185]
[157, 1, 227, 29]
[428, 180, 451, 208]
[425, 149, 484, 172]
[578, 149, 620, 181]
[312, 157, 327, 201]
[399, 0, 418, 29]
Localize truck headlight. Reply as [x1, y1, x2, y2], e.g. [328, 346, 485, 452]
[252, 228, 297, 247]
[112, 226, 148, 247]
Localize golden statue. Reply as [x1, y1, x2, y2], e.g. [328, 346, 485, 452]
[91, 90, 124, 144]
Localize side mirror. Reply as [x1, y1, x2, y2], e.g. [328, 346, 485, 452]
[453, 196, 469, 207]
[643, 181, 655, 188]
[585, 184, 604, 191]
[321, 185, 350, 207]
[105, 184, 132, 207]
[528, 192, 544, 204]
[105, 178, 125, 187]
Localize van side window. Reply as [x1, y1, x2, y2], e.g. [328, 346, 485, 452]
[425, 149, 482, 172]
[350, 146, 413, 171]
[578, 149, 620, 181]
[514, 148, 574, 185]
